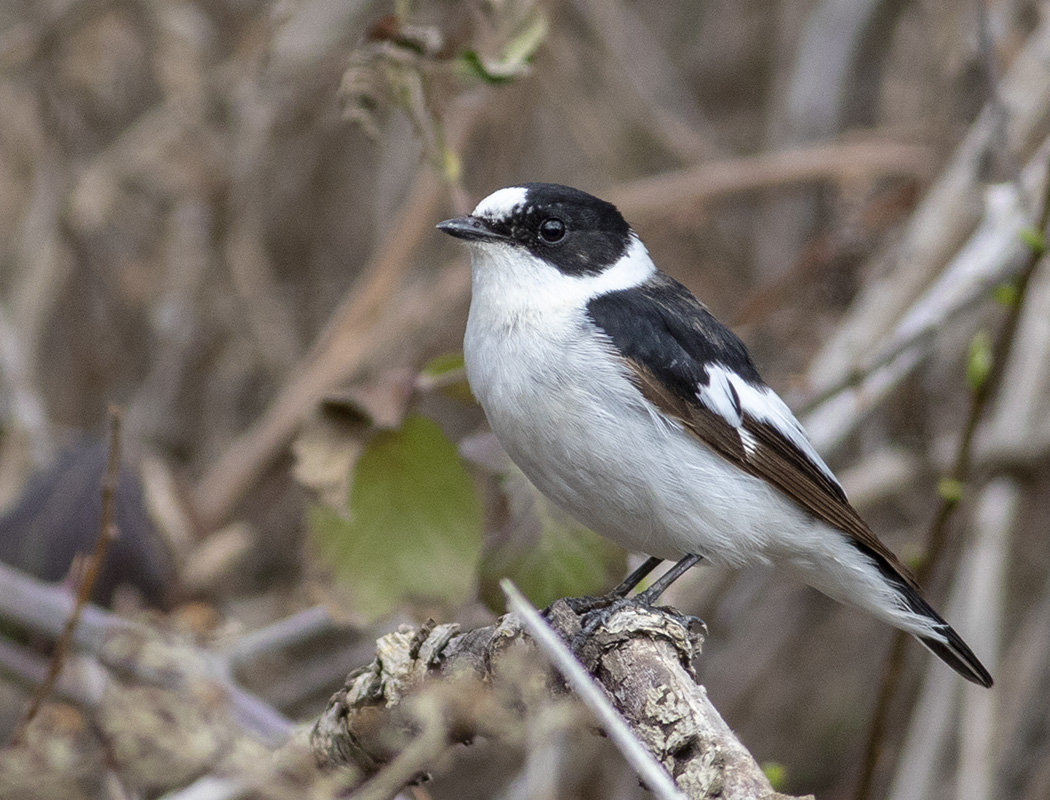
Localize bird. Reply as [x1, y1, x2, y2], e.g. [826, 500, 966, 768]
[437, 182, 993, 687]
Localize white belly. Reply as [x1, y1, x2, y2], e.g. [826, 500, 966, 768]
[464, 299, 817, 567]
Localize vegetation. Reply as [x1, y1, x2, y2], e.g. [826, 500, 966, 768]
[0, 1, 1046, 798]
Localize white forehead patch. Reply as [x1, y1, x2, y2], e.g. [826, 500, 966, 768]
[472, 186, 528, 220]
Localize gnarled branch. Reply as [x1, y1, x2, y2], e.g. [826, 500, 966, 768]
[312, 599, 807, 800]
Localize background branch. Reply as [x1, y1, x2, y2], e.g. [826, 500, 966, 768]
[11, 405, 122, 742]
[856, 157, 1050, 800]
[0, 560, 294, 747]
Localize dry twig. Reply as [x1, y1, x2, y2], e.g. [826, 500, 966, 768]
[611, 138, 936, 221]
[11, 405, 122, 742]
[807, 12, 1050, 402]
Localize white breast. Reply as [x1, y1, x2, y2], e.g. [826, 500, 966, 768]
[461, 243, 819, 566]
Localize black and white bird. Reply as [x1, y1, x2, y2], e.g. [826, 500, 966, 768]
[438, 182, 992, 687]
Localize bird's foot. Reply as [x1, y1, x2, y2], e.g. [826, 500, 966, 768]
[558, 593, 619, 616]
[564, 592, 706, 655]
[547, 554, 706, 656]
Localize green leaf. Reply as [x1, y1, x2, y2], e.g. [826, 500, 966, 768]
[308, 414, 483, 620]
[458, 50, 517, 85]
[762, 762, 787, 791]
[966, 329, 993, 392]
[499, 10, 548, 71]
[457, 8, 548, 85]
[992, 281, 1020, 308]
[1019, 226, 1047, 255]
[937, 477, 965, 504]
[479, 470, 625, 609]
[420, 351, 465, 379]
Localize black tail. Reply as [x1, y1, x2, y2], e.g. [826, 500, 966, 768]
[917, 622, 993, 688]
[899, 581, 993, 687]
[856, 541, 994, 687]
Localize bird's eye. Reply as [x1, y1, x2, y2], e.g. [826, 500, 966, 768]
[538, 217, 566, 243]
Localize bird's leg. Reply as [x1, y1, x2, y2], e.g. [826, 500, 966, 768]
[634, 553, 703, 604]
[569, 554, 705, 651]
[559, 555, 665, 617]
[609, 555, 665, 597]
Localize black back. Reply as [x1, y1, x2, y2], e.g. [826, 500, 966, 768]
[587, 273, 763, 399]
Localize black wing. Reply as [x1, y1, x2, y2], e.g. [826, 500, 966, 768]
[586, 274, 921, 593]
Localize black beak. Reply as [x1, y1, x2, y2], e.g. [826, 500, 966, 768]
[436, 216, 508, 243]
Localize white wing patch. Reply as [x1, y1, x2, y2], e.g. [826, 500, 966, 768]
[738, 426, 759, 457]
[700, 364, 842, 490]
[696, 364, 742, 427]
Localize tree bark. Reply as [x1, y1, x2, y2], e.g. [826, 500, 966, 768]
[312, 599, 808, 800]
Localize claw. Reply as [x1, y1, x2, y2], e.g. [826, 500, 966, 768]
[568, 592, 707, 655]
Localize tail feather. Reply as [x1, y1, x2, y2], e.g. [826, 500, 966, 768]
[853, 541, 993, 687]
[895, 575, 993, 687]
[917, 627, 993, 688]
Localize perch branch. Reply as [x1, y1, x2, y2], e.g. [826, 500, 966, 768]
[502, 581, 685, 800]
[311, 597, 804, 800]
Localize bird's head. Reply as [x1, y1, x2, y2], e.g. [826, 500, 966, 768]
[438, 183, 653, 302]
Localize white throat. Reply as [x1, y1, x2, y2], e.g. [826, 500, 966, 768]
[466, 235, 656, 316]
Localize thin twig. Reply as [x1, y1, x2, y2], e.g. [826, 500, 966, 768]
[0, 636, 108, 709]
[12, 405, 123, 742]
[976, 0, 1018, 186]
[0, 559, 135, 651]
[956, 478, 1014, 800]
[799, 167, 1038, 427]
[501, 580, 686, 800]
[0, 558, 296, 745]
[804, 15, 1050, 410]
[855, 157, 1050, 800]
[192, 97, 481, 533]
[219, 605, 336, 667]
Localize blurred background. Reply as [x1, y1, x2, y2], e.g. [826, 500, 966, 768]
[0, 0, 1048, 798]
